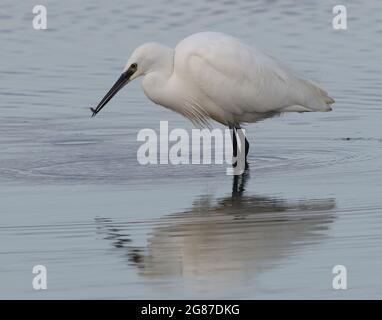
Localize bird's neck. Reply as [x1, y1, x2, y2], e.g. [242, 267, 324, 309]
[142, 48, 174, 107]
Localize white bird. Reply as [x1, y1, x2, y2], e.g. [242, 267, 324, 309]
[91, 32, 334, 164]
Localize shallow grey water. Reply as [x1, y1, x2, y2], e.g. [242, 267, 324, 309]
[1, 0, 382, 299]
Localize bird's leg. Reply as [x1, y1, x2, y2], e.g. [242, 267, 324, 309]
[235, 126, 249, 169]
[229, 125, 239, 169]
[229, 125, 238, 160]
[229, 125, 249, 173]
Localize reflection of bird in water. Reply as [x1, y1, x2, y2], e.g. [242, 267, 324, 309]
[95, 173, 336, 292]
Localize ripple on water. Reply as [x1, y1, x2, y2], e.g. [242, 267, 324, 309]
[1, 132, 381, 184]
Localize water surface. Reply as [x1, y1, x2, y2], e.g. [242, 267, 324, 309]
[1, 0, 382, 299]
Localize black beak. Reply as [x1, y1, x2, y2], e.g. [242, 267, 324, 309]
[90, 68, 135, 117]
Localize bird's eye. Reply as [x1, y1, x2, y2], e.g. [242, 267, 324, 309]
[131, 63, 137, 69]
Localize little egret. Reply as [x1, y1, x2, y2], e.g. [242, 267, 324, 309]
[91, 32, 334, 165]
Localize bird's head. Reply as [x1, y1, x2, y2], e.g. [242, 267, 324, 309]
[90, 42, 173, 117]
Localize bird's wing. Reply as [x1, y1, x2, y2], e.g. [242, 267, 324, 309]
[174, 32, 334, 123]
